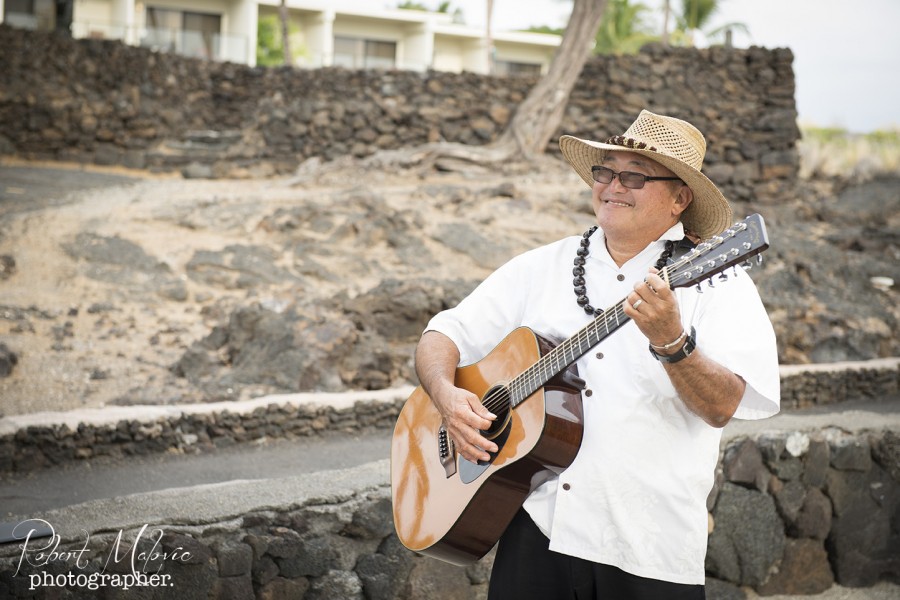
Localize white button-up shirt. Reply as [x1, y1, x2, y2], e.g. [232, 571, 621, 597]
[425, 222, 780, 584]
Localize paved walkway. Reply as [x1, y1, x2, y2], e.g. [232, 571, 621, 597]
[1, 429, 391, 517]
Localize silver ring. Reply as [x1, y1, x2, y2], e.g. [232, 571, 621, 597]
[632, 299, 643, 310]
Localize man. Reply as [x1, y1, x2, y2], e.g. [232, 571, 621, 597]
[415, 110, 780, 599]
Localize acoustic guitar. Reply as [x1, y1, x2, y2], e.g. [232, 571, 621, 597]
[391, 214, 770, 565]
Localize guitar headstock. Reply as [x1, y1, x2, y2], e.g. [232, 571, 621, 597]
[666, 214, 769, 289]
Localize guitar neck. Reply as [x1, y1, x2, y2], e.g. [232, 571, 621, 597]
[503, 213, 770, 408]
[508, 298, 633, 407]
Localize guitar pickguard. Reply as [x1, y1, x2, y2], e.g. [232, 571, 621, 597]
[458, 420, 512, 484]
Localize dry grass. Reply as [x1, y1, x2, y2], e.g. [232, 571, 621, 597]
[798, 126, 900, 181]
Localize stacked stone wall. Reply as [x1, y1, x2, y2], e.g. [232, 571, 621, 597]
[780, 360, 900, 409]
[708, 430, 900, 594]
[0, 399, 405, 473]
[1, 429, 897, 599]
[0, 25, 798, 204]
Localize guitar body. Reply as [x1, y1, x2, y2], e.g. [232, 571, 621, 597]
[391, 327, 585, 565]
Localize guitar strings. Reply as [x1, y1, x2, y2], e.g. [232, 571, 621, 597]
[479, 224, 745, 415]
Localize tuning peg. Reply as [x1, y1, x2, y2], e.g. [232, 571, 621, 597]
[708, 278, 715, 288]
[757, 255, 764, 265]
[718, 273, 729, 282]
[695, 284, 704, 294]
[741, 261, 753, 270]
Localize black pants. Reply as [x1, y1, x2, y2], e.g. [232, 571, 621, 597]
[487, 509, 705, 600]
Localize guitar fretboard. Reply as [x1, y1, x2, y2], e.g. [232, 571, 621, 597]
[506, 296, 635, 407]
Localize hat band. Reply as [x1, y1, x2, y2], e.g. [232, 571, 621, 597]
[606, 135, 658, 152]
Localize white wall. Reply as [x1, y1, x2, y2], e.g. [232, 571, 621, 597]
[72, 0, 115, 36]
[432, 36, 465, 73]
[494, 39, 556, 74]
[401, 21, 433, 72]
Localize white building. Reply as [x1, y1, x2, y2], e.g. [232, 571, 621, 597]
[0, 0, 561, 75]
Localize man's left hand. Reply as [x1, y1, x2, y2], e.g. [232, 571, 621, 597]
[623, 269, 685, 352]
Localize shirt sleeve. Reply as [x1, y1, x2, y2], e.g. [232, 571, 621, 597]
[689, 267, 781, 420]
[424, 251, 532, 366]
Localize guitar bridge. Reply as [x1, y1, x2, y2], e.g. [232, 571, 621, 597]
[438, 425, 457, 478]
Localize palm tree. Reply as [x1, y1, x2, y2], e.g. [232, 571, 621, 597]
[661, 0, 671, 45]
[673, 0, 748, 47]
[279, 0, 292, 65]
[397, 2, 431, 10]
[486, 0, 494, 74]
[398, 1, 463, 20]
[595, 0, 656, 55]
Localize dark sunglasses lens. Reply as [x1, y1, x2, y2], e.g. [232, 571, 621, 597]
[592, 167, 613, 183]
[619, 172, 647, 189]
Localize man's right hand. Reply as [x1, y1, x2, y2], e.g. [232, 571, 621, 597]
[415, 330, 499, 463]
[430, 381, 498, 464]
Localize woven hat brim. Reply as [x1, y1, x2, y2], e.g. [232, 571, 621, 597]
[559, 135, 733, 240]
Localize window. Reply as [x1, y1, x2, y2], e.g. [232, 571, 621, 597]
[4, 0, 52, 30]
[182, 11, 221, 59]
[5, 0, 34, 14]
[333, 36, 396, 69]
[495, 60, 542, 77]
[143, 7, 221, 59]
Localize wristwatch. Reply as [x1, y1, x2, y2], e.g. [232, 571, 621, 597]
[650, 327, 696, 363]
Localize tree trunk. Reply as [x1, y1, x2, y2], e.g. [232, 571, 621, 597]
[279, 0, 292, 66]
[291, 0, 607, 183]
[486, 0, 494, 75]
[662, 0, 671, 45]
[497, 0, 608, 158]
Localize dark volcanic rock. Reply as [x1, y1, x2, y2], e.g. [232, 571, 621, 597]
[0, 343, 18, 377]
[706, 483, 785, 587]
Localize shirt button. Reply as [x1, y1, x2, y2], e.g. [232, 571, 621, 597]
[595, 352, 604, 359]
[562, 483, 571, 491]
[617, 274, 625, 281]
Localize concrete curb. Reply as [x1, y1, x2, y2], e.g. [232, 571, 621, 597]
[2, 358, 897, 435]
[0, 387, 416, 437]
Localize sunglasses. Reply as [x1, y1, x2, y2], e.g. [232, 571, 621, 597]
[591, 165, 681, 190]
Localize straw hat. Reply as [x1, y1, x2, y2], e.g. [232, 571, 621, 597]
[559, 110, 733, 240]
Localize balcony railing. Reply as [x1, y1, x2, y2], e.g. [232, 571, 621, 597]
[137, 26, 247, 64]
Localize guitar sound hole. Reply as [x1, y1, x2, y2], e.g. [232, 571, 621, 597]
[480, 384, 511, 440]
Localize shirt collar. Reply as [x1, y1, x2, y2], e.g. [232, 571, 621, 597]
[660, 221, 687, 242]
[592, 221, 687, 270]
